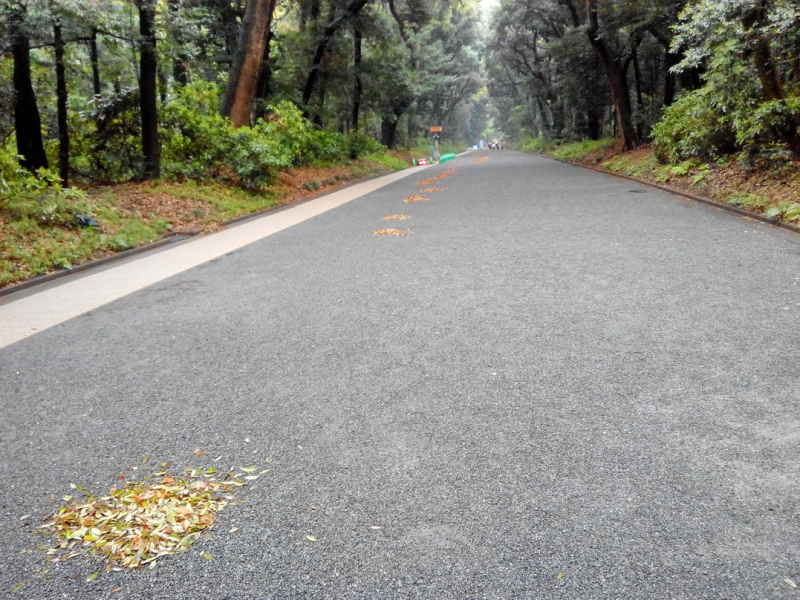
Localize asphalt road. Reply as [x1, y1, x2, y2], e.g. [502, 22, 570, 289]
[2, 151, 800, 599]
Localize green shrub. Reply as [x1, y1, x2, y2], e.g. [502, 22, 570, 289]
[161, 82, 291, 189]
[364, 152, 407, 171]
[70, 88, 143, 183]
[0, 147, 92, 225]
[346, 131, 385, 158]
[653, 88, 737, 162]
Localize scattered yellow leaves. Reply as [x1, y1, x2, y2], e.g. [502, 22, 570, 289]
[371, 228, 410, 236]
[40, 472, 246, 569]
[381, 214, 411, 221]
[404, 195, 429, 203]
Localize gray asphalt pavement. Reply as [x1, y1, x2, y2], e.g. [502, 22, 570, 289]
[2, 151, 800, 599]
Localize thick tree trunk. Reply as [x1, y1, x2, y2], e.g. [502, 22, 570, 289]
[89, 29, 102, 98]
[381, 117, 399, 149]
[138, 0, 160, 179]
[10, 8, 48, 172]
[54, 22, 70, 186]
[586, 0, 639, 150]
[220, 0, 276, 127]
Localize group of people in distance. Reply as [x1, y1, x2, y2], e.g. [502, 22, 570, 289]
[487, 140, 504, 150]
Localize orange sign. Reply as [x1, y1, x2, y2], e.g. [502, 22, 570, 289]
[429, 126, 442, 133]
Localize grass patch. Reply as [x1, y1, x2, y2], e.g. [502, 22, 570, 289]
[550, 139, 616, 161]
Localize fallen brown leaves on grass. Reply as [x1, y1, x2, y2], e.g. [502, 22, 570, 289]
[382, 214, 411, 221]
[371, 228, 410, 236]
[40, 469, 256, 570]
[404, 195, 429, 203]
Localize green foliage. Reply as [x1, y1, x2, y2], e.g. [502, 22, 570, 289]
[660, 0, 800, 161]
[364, 152, 407, 171]
[550, 139, 615, 161]
[161, 82, 291, 189]
[515, 135, 557, 154]
[726, 193, 771, 210]
[653, 89, 736, 162]
[70, 89, 143, 183]
[346, 131, 385, 159]
[0, 147, 92, 225]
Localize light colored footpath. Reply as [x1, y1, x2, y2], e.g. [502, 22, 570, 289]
[0, 166, 426, 349]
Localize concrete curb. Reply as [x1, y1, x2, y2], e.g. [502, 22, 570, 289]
[551, 155, 800, 236]
[0, 165, 411, 299]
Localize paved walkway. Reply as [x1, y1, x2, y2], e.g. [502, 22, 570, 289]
[2, 152, 799, 598]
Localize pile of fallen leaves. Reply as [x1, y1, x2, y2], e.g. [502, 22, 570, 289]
[371, 228, 410, 236]
[420, 187, 445, 193]
[472, 157, 491, 164]
[40, 468, 258, 570]
[404, 195, 429, 203]
[382, 214, 411, 221]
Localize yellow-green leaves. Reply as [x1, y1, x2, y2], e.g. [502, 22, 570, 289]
[41, 472, 244, 569]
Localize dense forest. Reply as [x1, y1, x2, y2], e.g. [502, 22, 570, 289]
[0, 0, 798, 286]
[2, 0, 798, 183]
[486, 0, 800, 160]
[1, 0, 484, 187]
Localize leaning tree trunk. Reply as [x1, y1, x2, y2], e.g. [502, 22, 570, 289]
[138, 0, 160, 179]
[220, 0, 277, 127]
[586, 0, 639, 150]
[10, 7, 48, 172]
[54, 22, 69, 186]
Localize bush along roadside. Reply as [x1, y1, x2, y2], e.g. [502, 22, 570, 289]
[514, 136, 800, 231]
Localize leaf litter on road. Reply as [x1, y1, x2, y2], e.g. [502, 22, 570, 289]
[381, 214, 411, 221]
[404, 195, 429, 203]
[39, 468, 252, 570]
[420, 187, 445, 193]
[371, 228, 411, 236]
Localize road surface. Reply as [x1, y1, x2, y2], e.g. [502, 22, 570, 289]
[1, 151, 799, 598]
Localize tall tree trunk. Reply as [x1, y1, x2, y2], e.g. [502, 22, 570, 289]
[169, 0, 189, 86]
[663, 51, 679, 107]
[351, 23, 362, 133]
[301, 0, 370, 107]
[381, 117, 399, 149]
[254, 28, 274, 116]
[10, 7, 48, 172]
[220, 0, 277, 127]
[138, 0, 160, 179]
[54, 22, 69, 186]
[586, 0, 639, 150]
[89, 29, 102, 98]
